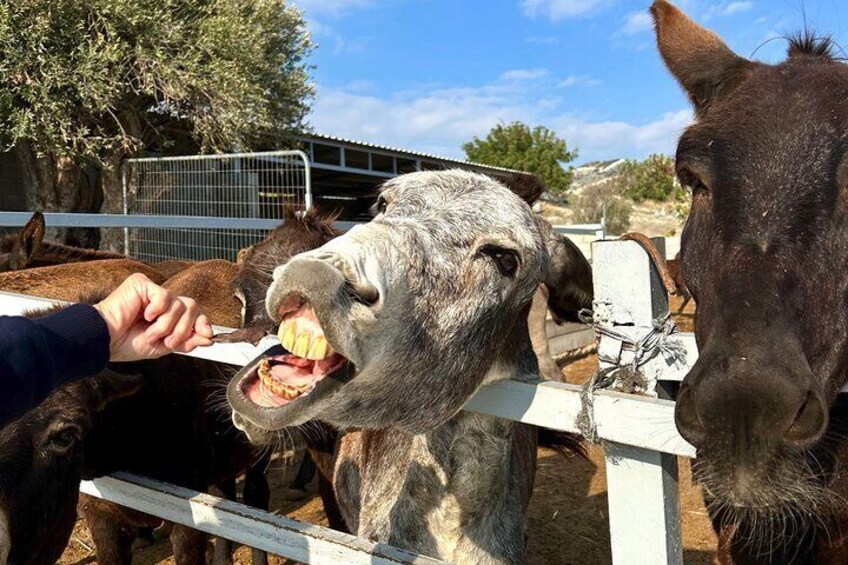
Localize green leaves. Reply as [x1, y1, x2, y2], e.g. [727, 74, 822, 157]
[0, 0, 314, 160]
[462, 121, 578, 197]
[619, 154, 682, 203]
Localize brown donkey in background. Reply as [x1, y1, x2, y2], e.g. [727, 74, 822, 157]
[0, 212, 124, 272]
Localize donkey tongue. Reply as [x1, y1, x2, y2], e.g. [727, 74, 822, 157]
[269, 361, 318, 387]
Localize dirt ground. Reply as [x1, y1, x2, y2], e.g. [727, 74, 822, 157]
[59, 297, 715, 565]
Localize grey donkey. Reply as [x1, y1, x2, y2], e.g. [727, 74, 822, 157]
[227, 170, 591, 564]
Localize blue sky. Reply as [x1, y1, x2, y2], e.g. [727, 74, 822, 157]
[296, 0, 848, 165]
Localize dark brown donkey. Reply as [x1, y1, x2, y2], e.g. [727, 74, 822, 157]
[0, 286, 270, 565]
[652, 1, 848, 562]
[0, 212, 347, 565]
[218, 206, 340, 345]
[0, 212, 124, 272]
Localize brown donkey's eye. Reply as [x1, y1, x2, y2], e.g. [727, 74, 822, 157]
[479, 245, 520, 277]
[678, 168, 710, 196]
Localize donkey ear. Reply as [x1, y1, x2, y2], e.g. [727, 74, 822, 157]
[283, 205, 299, 221]
[87, 371, 144, 412]
[498, 173, 547, 205]
[18, 211, 45, 265]
[537, 220, 593, 324]
[651, 0, 752, 114]
[236, 245, 253, 265]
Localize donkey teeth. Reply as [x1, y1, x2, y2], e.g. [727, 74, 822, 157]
[305, 336, 329, 360]
[293, 332, 311, 358]
[278, 320, 297, 351]
[258, 359, 272, 381]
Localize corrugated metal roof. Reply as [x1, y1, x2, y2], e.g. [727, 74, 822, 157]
[298, 133, 529, 175]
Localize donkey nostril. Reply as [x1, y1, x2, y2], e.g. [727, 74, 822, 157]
[347, 279, 379, 305]
[675, 385, 706, 447]
[784, 391, 828, 448]
[319, 253, 380, 306]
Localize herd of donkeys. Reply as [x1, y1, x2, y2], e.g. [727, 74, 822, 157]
[4, 1, 848, 563]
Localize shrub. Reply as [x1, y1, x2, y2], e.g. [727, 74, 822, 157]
[572, 178, 632, 235]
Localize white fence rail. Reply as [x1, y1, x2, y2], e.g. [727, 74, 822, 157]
[0, 213, 597, 236]
[0, 213, 701, 565]
[551, 222, 606, 239]
[80, 474, 444, 565]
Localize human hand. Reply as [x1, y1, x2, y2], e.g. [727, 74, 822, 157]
[93, 273, 214, 362]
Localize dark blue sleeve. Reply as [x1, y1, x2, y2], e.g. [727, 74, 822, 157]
[0, 304, 110, 427]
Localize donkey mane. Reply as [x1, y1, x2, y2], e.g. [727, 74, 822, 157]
[493, 172, 547, 206]
[281, 206, 340, 239]
[787, 31, 840, 60]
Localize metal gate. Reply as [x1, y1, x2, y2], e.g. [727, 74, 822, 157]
[123, 151, 312, 262]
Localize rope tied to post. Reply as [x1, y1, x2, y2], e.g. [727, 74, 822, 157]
[576, 312, 686, 443]
[575, 231, 688, 443]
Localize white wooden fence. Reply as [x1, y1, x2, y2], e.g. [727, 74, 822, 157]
[0, 221, 700, 564]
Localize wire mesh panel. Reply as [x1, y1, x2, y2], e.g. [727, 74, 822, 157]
[123, 151, 311, 263]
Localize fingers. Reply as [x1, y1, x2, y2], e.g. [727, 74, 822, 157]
[144, 298, 187, 345]
[172, 333, 214, 354]
[195, 314, 214, 339]
[164, 297, 200, 349]
[169, 312, 215, 353]
[142, 280, 172, 323]
[145, 297, 214, 353]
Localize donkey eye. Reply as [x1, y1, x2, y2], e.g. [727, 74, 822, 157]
[50, 430, 75, 449]
[478, 245, 520, 277]
[678, 168, 710, 196]
[375, 196, 388, 215]
[44, 425, 81, 454]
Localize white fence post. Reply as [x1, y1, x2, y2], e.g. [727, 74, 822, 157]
[592, 238, 684, 565]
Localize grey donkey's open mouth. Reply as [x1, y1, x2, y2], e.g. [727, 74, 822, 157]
[227, 294, 352, 431]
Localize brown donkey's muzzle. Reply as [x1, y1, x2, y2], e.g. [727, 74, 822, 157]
[676, 333, 828, 457]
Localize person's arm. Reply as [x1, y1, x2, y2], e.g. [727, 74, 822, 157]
[0, 304, 110, 426]
[0, 273, 214, 428]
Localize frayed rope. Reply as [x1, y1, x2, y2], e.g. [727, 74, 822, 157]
[576, 312, 686, 443]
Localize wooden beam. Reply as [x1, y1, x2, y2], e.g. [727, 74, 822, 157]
[80, 474, 443, 565]
[591, 239, 684, 565]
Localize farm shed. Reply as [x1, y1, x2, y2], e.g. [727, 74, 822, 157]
[0, 134, 525, 223]
[299, 133, 525, 220]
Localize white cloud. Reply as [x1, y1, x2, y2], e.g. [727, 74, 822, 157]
[309, 85, 542, 158]
[309, 79, 692, 163]
[722, 1, 754, 16]
[525, 35, 560, 45]
[521, 0, 615, 21]
[617, 11, 653, 36]
[704, 1, 753, 20]
[499, 69, 549, 81]
[553, 109, 693, 161]
[558, 75, 602, 87]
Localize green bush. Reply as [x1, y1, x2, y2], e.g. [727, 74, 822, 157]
[619, 154, 683, 203]
[463, 122, 578, 197]
[572, 178, 632, 235]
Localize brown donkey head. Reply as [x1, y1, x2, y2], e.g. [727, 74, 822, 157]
[653, 0, 848, 526]
[0, 212, 45, 272]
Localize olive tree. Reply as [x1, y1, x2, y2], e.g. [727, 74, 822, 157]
[0, 0, 313, 245]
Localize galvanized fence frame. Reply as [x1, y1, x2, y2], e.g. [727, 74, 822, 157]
[122, 151, 312, 262]
[0, 213, 702, 565]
